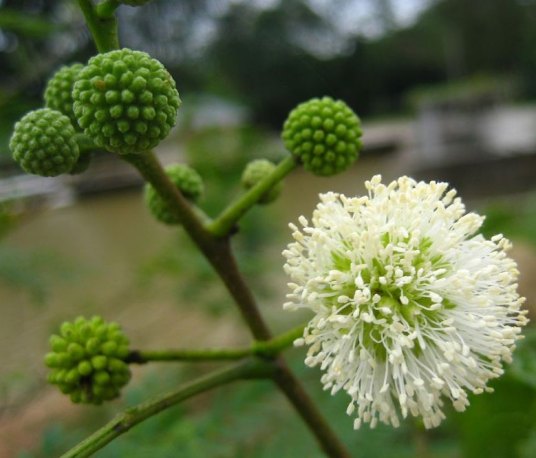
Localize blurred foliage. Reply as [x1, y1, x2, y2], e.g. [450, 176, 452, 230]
[138, 125, 284, 315]
[0, 8, 60, 37]
[481, 193, 536, 246]
[406, 74, 517, 109]
[0, 202, 78, 304]
[201, 0, 536, 125]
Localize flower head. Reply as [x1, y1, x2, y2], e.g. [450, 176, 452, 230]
[282, 97, 362, 176]
[45, 316, 131, 405]
[10, 108, 79, 177]
[72, 48, 180, 154]
[283, 175, 528, 429]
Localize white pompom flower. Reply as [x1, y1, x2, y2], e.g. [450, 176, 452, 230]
[283, 175, 528, 430]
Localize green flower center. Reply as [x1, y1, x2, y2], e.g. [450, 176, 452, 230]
[326, 234, 454, 359]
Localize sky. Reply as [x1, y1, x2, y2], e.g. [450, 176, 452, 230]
[229, 0, 435, 37]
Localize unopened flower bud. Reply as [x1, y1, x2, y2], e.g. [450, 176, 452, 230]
[45, 316, 131, 405]
[282, 96, 362, 176]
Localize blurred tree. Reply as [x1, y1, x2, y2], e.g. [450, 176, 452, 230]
[0, 0, 91, 156]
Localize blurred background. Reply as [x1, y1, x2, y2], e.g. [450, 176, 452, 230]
[1, 0, 536, 456]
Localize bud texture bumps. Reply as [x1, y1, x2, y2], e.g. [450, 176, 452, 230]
[72, 48, 180, 154]
[145, 163, 203, 224]
[44, 63, 84, 125]
[9, 108, 79, 177]
[45, 316, 131, 405]
[282, 97, 362, 176]
[241, 159, 282, 204]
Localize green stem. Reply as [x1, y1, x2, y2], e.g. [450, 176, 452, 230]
[253, 325, 304, 357]
[126, 325, 305, 364]
[77, 0, 119, 52]
[61, 358, 275, 458]
[207, 155, 297, 238]
[124, 151, 272, 340]
[95, 0, 121, 18]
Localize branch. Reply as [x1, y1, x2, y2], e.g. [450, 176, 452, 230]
[95, 0, 121, 18]
[77, 0, 119, 53]
[207, 156, 297, 238]
[124, 151, 273, 340]
[126, 325, 305, 364]
[61, 358, 275, 458]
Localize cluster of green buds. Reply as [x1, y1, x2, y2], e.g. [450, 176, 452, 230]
[45, 316, 131, 404]
[8, 29, 364, 406]
[9, 48, 181, 176]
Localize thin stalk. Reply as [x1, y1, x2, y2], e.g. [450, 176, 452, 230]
[61, 358, 275, 458]
[95, 0, 121, 18]
[207, 156, 297, 238]
[77, 0, 119, 53]
[253, 324, 304, 357]
[123, 151, 272, 340]
[126, 324, 305, 364]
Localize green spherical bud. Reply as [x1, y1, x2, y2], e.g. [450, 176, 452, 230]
[144, 163, 203, 225]
[282, 96, 362, 176]
[9, 108, 80, 177]
[73, 48, 181, 154]
[44, 316, 131, 405]
[241, 159, 282, 204]
[44, 63, 84, 126]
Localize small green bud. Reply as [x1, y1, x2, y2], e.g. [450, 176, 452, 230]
[9, 108, 80, 177]
[72, 48, 180, 154]
[44, 63, 84, 126]
[78, 360, 93, 376]
[44, 352, 59, 368]
[67, 342, 85, 361]
[49, 335, 67, 352]
[241, 159, 282, 204]
[91, 355, 108, 370]
[144, 163, 203, 225]
[282, 96, 362, 176]
[45, 316, 131, 405]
